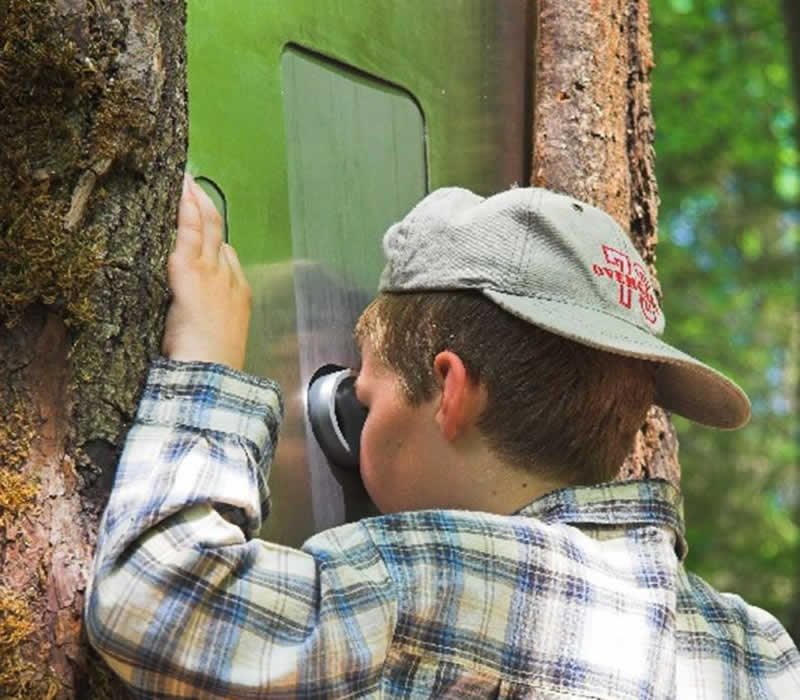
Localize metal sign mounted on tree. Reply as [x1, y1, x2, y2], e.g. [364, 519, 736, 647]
[186, 0, 532, 546]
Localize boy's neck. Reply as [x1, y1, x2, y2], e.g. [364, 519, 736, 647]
[417, 440, 568, 515]
[460, 464, 566, 515]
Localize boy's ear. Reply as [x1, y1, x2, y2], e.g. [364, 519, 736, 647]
[432, 351, 486, 441]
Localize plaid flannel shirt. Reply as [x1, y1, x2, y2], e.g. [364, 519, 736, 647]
[86, 359, 800, 699]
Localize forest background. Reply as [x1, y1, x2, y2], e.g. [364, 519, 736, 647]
[651, 0, 798, 637]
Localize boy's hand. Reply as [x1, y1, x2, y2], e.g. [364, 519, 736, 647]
[162, 175, 251, 371]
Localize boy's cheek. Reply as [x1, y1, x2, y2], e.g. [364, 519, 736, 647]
[358, 434, 389, 512]
[358, 459, 381, 511]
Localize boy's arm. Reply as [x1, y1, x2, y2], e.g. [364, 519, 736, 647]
[85, 178, 397, 696]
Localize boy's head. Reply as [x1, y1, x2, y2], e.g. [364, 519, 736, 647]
[351, 187, 751, 512]
[355, 292, 655, 485]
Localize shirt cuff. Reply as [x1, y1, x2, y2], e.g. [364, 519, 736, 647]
[137, 357, 284, 459]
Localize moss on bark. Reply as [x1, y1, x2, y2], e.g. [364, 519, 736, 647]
[0, 1, 187, 696]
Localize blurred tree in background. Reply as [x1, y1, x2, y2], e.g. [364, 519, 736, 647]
[651, 0, 799, 638]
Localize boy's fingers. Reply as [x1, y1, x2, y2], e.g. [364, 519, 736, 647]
[191, 181, 224, 262]
[174, 183, 203, 260]
[221, 243, 248, 288]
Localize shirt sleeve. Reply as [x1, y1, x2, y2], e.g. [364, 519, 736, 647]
[85, 358, 398, 698]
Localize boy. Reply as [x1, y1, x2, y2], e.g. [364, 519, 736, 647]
[86, 177, 800, 698]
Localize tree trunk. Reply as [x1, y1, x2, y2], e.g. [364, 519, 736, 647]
[0, 1, 187, 697]
[532, 0, 680, 485]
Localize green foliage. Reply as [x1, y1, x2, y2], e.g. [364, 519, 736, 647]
[652, 0, 799, 633]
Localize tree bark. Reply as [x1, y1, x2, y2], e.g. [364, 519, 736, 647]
[0, 1, 187, 697]
[532, 0, 680, 485]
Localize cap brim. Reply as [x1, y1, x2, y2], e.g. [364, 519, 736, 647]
[483, 289, 751, 430]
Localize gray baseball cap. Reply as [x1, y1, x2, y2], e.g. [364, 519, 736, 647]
[379, 186, 751, 430]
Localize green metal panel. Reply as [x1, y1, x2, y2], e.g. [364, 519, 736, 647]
[187, 0, 530, 266]
[277, 48, 427, 539]
[281, 46, 426, 290]
[187, 0, 532, 543]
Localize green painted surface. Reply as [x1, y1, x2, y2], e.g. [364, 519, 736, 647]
[186, 0, 531, 540]
[281, 46, 425, 291]
[187, 0, 529, 266]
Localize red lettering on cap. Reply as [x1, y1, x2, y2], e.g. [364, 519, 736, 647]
[597, 245, 660, 325]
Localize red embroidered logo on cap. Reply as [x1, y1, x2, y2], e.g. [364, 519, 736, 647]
[592, 245, 660, 325]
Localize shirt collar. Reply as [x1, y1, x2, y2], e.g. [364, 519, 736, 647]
[517, 479, 687, 561]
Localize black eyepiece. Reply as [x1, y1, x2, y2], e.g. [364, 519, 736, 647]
[307, 365, 367, 469]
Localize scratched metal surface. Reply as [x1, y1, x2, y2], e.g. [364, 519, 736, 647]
[187, 0, 532, 545]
